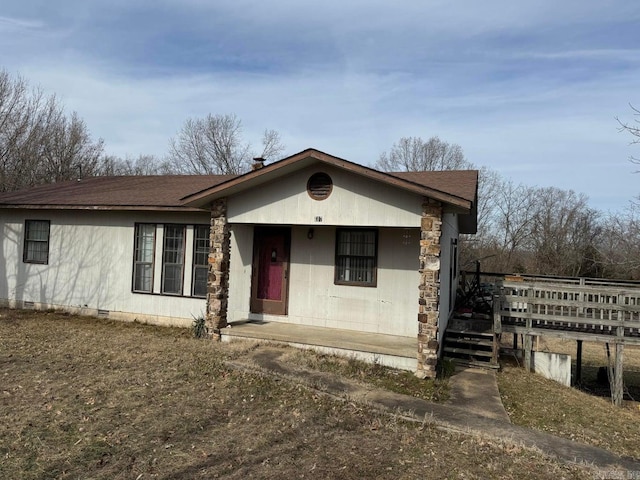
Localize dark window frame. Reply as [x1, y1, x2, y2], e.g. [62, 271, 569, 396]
[192, 224, 210, 298]
[334, 228, 378, 287]
[161, 224, 186, 295]
[132, 223, 156, 293]
[23, 220, 50, 264]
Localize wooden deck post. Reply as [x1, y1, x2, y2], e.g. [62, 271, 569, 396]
[575, 340, 583, 386]
[524, 334, 533, 372]
[524, 301, 533, 372]
[492, 294, 502, 365]
[613, 342, 624, 406]
[612, 322, 625, 406]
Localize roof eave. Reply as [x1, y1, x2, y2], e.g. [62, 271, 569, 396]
[0, 204, 208, 212]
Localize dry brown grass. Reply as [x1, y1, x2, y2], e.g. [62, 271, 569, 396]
[278, 348, 450, 402]
[0, 309, 593, 479]
[539, 337, 640, 402]
[498, 335, 640, 460]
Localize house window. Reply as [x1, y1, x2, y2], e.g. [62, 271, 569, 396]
[23, 220, 50, 264]
[335, 229, 377, 286]
[162, 224, 185, 295]
[133, 224, 156, 292]
[192, 225, 210, 297]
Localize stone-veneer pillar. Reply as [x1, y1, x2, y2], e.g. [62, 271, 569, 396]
[416, 198, 442, 378]
[206, 198, 230, 340]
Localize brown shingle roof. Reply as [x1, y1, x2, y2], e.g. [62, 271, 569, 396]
[388, 170, 478, 204]
[0, 149, 478, 213]
[0, 175, 234, 210]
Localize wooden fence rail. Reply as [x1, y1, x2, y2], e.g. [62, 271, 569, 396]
[493, 277, 640, 406]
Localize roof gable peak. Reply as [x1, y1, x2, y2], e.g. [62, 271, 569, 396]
[182, 147, 476, 210]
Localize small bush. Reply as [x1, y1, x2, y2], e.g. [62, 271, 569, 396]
[437, 358, 456, 379]
[192, 315, 208, 339]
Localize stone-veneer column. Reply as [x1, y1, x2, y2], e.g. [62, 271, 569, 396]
[416, 198, 442, 378]
[206, 198, 230, 339]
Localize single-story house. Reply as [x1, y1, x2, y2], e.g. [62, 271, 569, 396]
[0, 148, 477, 377]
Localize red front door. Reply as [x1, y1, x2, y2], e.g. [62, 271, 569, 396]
[250, 227, 291, 315]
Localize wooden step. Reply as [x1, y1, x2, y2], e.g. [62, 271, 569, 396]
[446, 328, 494, 338]
[446, 358, 500, 370]
[443, 346, 494, 358]
[445, 336, 493, 348]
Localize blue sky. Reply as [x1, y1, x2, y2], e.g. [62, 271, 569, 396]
[1, 1, 639, 212]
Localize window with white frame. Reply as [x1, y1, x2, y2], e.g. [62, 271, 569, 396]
[162, 224, 185, 295]
[23, 220, 50, 264]
[192, 225, 209, 297]
[133, 224, 156, 292]
[335, 229, 377, 286]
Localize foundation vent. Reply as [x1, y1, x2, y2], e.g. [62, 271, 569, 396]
[97, 309, 110, 317]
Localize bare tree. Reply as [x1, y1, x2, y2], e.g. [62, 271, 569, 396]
[168, 114, 285, 175]
[0, 70, 43, 190]
[99, 154, 170, 176]
[377, 135, 511, 272]
[492, 181, 538, 272]
[596, 207, 640, 280]
[618, 104, 640, 164]
[475, 166, 502, 239]
[459, 166, 504, 269]
[527, 188, 601, 277]
[376, 136, 470, 172]
[37, 111, 104, 182]
[0, 69, 104, 191]
[260, 129, 285, 161]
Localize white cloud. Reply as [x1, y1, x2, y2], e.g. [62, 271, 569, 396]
[0, 15, 44, 30]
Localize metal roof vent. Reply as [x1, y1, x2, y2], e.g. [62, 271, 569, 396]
[307, 172, 333, 200]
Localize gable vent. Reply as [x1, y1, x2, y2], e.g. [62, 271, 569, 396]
[307, 172, 333, 200]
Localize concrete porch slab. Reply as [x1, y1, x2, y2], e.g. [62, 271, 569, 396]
[221, 320, 418, 371]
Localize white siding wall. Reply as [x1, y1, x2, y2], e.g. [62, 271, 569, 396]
[228, 225, 420, 337]
[227, 224, 254, 317]
[0, 210, 209, 326]
[1, 169, 464, 337]
[227, 165, 423, 227]
[438, 211, 459, 337]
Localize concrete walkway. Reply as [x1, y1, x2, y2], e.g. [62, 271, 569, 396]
[227, 346, 640, 472]
[447, 367, 511, 422]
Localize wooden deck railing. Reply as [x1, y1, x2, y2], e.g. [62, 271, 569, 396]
[495, 277, 640, 340]
[492, 276, 640, 405]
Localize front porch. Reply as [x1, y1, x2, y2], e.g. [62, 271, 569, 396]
[220, 319, 418, 371]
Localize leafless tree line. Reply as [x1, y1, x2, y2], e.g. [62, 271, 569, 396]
[0, 70, 284, 187]
[378, 135, 640, 280]
[0, 70, 104, 191]
[3, 69, 640, 280]
[101, 115, 284, 176]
